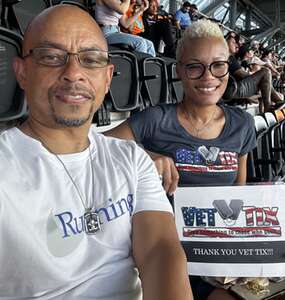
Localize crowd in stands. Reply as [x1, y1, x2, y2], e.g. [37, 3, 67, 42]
[94, 0, 199, 58]
[224, 31, 285, 113]
[93, 0, 285, 115]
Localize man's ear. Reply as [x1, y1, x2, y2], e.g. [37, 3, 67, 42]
[12, 56, 27, 90]
[176, 63, 182, 79]
[104, 63, 114, 94]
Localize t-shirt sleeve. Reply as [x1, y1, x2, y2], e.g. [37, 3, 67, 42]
[240, 112, 256, 156]
[127, 106, 161, 144]
[133, 144, 173, 214]
[175, 10, 182, 22]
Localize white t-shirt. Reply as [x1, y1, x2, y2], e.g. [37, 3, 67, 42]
[0, 126, 172, 300]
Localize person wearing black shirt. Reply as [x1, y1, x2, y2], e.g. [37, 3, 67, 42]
[225, 32, 283, 112]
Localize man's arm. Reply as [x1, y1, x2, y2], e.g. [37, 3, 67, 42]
[175, 10, 182, 30]
[132, 211, 193, 300]
[233, 68, 250, 80]
[105, 122, 179, 195]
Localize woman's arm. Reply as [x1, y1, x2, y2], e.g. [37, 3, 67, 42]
[101, 0, 131, 15]
[105, 122, 179, 195]
[120, 0, 149, 29]
[235, 154, 248, 184]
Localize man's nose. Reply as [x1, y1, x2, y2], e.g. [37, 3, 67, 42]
[60, 54, 86, 82]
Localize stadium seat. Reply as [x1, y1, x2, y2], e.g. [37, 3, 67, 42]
[1, 0, 23, 34]
[139, 56, 170, 108]
[106, 48, 140, 112]
[166, 59, 183, 104]
[0, 26, 26, 122]
[11, 0, 48, 33]
[274, 109, 285, 146]
[58, 0, 87, 10]
[263, 112, 285, 178]
[252, 115, 275, 182]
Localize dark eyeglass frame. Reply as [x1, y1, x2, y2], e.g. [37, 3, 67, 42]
[179, 60, 230, 80]
[22, 47, 110, 68]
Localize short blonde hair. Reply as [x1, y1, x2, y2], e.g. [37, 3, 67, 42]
[176, 19, 229, 61]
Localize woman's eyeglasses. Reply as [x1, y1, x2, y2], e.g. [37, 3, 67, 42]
[179, 61, 229, 80]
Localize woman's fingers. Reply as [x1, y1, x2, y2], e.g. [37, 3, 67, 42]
[154, 156, 179, 195]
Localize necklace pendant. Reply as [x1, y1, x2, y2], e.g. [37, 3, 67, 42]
[84, 210, 101, 234]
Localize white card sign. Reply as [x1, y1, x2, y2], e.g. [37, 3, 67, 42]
[174, 184, 285, 277]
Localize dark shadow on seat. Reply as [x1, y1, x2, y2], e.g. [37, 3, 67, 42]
[138, 56, 169, 108]
[0, 26, 26, 122]
[107, 49, 140, 112]
[94, 48, 140, 126]
[165, 58, 183, 104]
[11, 0, 48, 34]
[58, 0, 88, 10]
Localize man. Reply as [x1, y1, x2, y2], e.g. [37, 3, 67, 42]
[175, 1, 192, 30]
[140, 0, 176, 58]
[189, 4, 198, 21]
[0, 5, 192, 300]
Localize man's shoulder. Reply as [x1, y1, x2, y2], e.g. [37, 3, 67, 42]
[0, 127, 21, 169]
[175, 9, 183, 17]
[0, 126, 18, 147]
[90, 126, 140, 153]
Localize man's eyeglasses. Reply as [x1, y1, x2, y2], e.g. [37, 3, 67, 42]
[22, 47, 110, 69]
[179, 61, 229, 80]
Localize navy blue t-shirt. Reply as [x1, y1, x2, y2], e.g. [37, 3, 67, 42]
[128, 104, 256, 185]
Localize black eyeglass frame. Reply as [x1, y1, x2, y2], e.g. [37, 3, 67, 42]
[22, 47, 111, 68]
[178, 60, 230, 80]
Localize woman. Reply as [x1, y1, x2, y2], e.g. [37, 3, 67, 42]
[107, 19, 256, 193]
[106, 19, 256, 299]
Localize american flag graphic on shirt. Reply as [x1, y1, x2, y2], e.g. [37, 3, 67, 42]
[175, 147, 238, 173]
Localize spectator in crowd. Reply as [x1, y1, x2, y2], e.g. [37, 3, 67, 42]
[120, 0, 148, 36]
[251, 40, 261, 56]
[106, 20, 256, 300]
[141, 0, 176, 57]
[225, 31, 283, 112]
[94, 0, 156, 56]
[236, 44, 254, 69]
[175, 1, 192, 30]
[1, 4, 194, 300]
[189, 3, 199, 21]
[261, 49, 281, 77]
[237, 45, 280, 77]
[121, 0, 176, 57]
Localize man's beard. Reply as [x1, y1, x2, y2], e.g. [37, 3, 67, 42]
[53, 108, 93, 127]
[48, 83, 95, 127]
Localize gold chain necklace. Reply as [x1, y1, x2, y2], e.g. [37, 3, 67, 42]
[185, 105, 217, 137]
[27, 123, 101, 235]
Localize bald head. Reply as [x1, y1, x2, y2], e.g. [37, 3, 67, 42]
[23, 4, 107, 54]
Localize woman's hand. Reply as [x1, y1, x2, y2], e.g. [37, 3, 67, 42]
[141, 0, 149, 11]
[147, 151, 179, 195]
